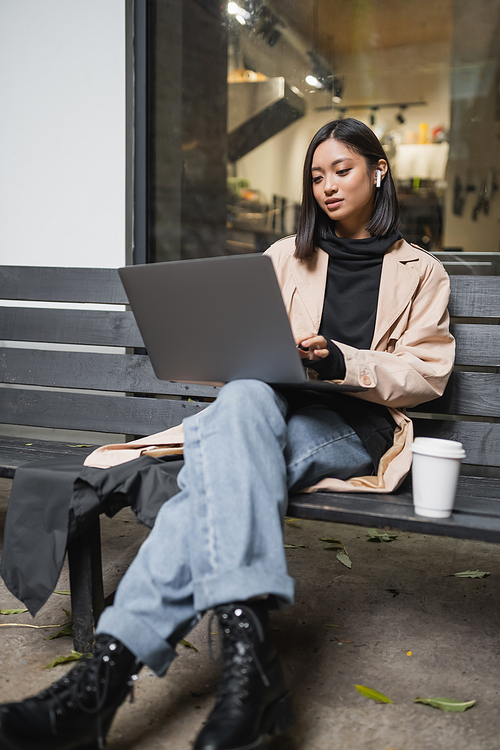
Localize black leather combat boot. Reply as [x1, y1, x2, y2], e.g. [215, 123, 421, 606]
[0, 633, 141, 750]
[194, 600, 295, 750]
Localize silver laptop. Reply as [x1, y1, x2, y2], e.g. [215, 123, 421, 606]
[119, 254, 365, 394]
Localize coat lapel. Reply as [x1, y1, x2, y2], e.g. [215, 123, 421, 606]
[288, 239, 421, 345]
[290, 248, 329, 333]
[372, 240, 420, 350]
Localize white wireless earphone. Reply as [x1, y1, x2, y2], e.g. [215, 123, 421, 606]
[376, 169, 382, 188]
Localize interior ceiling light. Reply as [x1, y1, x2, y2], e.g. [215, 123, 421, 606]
[306, 74, 324, 89]
[228, 2, 250, 20]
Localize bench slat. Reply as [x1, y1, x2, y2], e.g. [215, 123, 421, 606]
[0, 437, 98, 478]
[0, 267, 126, 304]
[2, 270, 499, 317]
[451, 324, 500, 366]
[0, 388, 208, 435]
[1, 330, 499, 386]
[0, 348, 220, 398]
[449, 276, 500, 318]
[289, 474, 500, 543]
[413, 371, 500, 418]
[0, 308, 143, 347]
[412, 418, 500, 467]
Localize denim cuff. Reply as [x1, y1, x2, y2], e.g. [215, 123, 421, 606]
[97, 605, 183, 676]
[192, 565, 295, 614]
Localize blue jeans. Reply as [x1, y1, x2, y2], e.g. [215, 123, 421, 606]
[97, 380, 372, 675]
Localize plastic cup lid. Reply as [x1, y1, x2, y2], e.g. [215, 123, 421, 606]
[411, 437, 466, 459]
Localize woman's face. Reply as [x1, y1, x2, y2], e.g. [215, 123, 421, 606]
[311, 138, 383, 236]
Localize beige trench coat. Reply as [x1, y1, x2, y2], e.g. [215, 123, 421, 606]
[85, 236, 455, 494]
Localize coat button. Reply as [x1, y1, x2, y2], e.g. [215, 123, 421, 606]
[361, 375, 371, 386]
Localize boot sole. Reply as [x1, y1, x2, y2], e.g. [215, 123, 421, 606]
[220, 691, 296, 750]
[0, 726, 101, 750]
[0, 713, 115, 750]
[264, 690, 296, 736]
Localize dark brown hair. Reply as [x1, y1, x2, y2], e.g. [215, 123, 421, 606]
[295, 118, 400, 260]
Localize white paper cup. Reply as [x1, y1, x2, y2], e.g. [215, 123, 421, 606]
[411, 438, 466, 518]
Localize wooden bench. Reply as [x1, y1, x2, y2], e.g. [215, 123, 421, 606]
[1, 265, 500, 653]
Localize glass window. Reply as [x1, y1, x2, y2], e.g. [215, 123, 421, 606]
[143, 0, 500, 274]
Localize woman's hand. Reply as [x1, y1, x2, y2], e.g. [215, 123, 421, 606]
[295, 333, 329, 361]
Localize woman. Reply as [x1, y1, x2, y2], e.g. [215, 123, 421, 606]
[0, 119, 454, 750]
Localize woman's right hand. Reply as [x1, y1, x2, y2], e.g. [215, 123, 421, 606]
[295, 333, 330, 362]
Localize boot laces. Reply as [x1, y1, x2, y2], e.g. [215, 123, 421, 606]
[208, 605, 270, 700]
[37, 639, 139, 750]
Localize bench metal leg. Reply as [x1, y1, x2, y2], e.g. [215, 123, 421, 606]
[68, 518, 105, 654]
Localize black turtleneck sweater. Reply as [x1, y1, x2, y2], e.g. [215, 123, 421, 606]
[297, 226, 403, 472]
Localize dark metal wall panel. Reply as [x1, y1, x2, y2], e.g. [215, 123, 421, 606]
[0, 267, 127, 304]
[0, 388, 207, 435]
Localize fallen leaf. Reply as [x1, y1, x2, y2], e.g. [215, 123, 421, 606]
[180, 639, 199, 653]
[320, 537, 343, 545]
[336, 550, 352, 569]
[25, 443, 33, 446]
[284, 544, 307, 549]
[407, 651, 412, 656]
[0, 608, 28, 615]
[451, 570, 490, 579]
[355, 684, 394, 703]
[320, 538, 351, 566]
[66, 444, 93, 448]
[44, 650, 92, 669]
[54, 590, 71, 596]
[367, 528, 398, 543]
[326, 623, 340, 628]
[414, 696, 476, 712]
[46, 621, 73, 640]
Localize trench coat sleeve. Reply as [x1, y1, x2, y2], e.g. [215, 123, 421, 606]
[330, 258, 455, 409]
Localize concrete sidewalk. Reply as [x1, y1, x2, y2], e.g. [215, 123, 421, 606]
[1, 475, 499, 750]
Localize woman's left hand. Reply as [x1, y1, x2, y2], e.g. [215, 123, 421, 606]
[295, 333, 330, 361]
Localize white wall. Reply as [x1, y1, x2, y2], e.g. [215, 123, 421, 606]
[0, 0, 128, 268]
[0, 0, 129, 444]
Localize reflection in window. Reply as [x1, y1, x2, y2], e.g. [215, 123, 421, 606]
[148, 0, 500, 274]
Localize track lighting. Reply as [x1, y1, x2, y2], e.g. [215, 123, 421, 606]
[396, 105, 407, 124]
